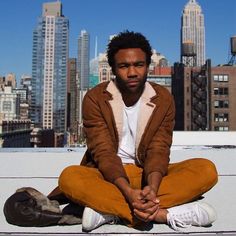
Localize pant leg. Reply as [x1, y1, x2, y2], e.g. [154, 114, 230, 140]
[58, 165, 139, 224]
[59, 158, 218, 225]
[157, 158, 218, 208]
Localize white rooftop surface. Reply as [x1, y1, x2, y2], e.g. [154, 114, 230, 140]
[0, 131, 236, 235]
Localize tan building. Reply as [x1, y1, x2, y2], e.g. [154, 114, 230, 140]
[210, 66, 236, 131]
[98, 53, 113, 83]
[172, 61, 236, 131]
[0, 74, 17, 91]
[5, 73, 17, 89]
[0, 86, 18, 121]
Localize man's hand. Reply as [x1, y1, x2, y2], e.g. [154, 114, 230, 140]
[132, 186, 160, 222]
[132, 171, 163, 222]
[114, 172, 163, 222]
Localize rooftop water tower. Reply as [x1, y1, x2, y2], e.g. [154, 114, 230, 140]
[228, 36, 236, 65]
[181, 41, 197, 67]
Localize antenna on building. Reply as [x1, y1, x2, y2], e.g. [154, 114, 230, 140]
[95, 36, 98, 59]
[228, 36, 236, 65]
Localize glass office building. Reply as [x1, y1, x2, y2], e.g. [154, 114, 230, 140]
[31, 2, 69, 133]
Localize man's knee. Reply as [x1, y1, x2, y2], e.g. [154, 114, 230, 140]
[199, 158, 218, 188]
[59, 165, 79, 193]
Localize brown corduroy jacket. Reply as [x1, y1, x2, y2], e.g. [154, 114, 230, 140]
[80, 80, 175, 185]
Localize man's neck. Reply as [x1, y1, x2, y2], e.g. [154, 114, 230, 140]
[122, 90, 143, 107]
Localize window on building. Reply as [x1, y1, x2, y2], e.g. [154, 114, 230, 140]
[213, 74, 229, 82]
[214, 87, 229, 95]
[214, 100, 229, 108]
[214, 113, 229, 122]
[223, 75, 229, 81]
[214, 126, 229, 131]
[2, 101, 12, 111]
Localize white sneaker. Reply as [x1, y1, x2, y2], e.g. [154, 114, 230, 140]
[82, 207, 119, 232]
[167, 202, 217, 231]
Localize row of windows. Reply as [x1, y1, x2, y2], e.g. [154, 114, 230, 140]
[214, 113, 228, 122]
[213, 74, 229, 82]
[214, 126, 229, 131]
[214, 100, 229, 108]
[213, 87, 228, 95]
[2, 101, 12, 111]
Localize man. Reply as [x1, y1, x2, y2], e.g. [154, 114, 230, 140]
[59, 31, 218, 231]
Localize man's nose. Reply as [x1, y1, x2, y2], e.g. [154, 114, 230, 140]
[127, 66, 137, 77]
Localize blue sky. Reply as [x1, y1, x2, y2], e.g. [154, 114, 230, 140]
[0, 0, 235, 83]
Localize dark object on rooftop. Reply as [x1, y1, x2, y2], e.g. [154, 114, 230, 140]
[3, 187, 82, 227]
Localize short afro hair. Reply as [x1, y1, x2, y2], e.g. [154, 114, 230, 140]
[107, 30, 152, 70]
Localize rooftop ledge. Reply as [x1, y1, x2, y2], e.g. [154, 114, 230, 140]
[0, 131, 236, 235]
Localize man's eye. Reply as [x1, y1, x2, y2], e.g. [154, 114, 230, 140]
[119, 64, 128, 68]
[135, 63, 144, 67]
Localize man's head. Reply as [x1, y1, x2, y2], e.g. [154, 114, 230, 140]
[107, 31, 152, 72]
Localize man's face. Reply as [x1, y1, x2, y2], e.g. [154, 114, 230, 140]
[113, 48, 148, 94]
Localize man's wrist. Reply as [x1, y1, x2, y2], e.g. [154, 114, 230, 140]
[147, 171, 163, 193]
[114, 177, 132, 199]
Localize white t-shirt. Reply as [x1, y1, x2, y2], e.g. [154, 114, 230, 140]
[117, 99, 141, 164]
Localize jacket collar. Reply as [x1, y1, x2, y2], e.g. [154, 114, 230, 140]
[106, 80, 157, 151]
[106, 80, 157, 100]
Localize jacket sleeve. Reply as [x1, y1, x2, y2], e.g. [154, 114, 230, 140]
[143, 95, 175, 181]
[82, 91, 129, 183]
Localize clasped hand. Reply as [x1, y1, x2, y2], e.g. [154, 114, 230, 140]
[129, 186, 160, 222]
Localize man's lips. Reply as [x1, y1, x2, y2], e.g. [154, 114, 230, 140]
[127, 80, 139, 86]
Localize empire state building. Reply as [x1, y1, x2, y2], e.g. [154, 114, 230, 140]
[181, 0, 205, 66]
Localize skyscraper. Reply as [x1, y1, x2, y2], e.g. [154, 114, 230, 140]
[31, 1, 69, 133]
[78, 30, 90, 90]
[181, 0, 205, 66]
[67, 58, 79, 142]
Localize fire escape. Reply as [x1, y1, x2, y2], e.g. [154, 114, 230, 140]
[191, 72, 208, 130]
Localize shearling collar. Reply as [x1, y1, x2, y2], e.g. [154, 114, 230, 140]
[106, 80, 157, 101]
[106, 80, 157, 153]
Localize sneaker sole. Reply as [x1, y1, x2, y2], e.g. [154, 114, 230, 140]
[198, 202, 217, 225]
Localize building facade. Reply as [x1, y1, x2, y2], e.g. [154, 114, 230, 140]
[172, 61, 236, 131]
[172, 61, 211, 131]
[78, 30, 90, 90]
[210, 66, 236, 131]
[0, 119, 32, 147]
[181, 0, 205, 66]
[0, 86, 18, 121]
[98, 53, 113, 83]
[31, 1, 69, 133]
[67, 58, 79, 143]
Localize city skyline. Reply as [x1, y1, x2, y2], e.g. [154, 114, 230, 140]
[0, 0, 235, 82]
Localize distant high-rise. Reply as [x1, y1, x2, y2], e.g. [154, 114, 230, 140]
[78, 30, 90, 90]
[181, 0, 205, 66]
[31, 1, 69, 133]
[67, 58, 79, 141]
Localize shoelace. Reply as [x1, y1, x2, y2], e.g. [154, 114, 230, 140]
[167, 213, 192, 231]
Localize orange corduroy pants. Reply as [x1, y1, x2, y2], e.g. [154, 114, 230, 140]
[59, 158, 218, 225]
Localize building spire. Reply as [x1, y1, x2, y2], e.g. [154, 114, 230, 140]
[95, 36, 98, 58]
